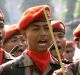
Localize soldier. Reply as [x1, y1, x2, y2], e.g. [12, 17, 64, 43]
[50, 21, 67, 61]
[3, 24, 26, 57]
[49, 21, 67, 70]
[50, 21, 66, 60]
[0, 9, 14, 65]
[0, 5, 57, 75]
[73, 24, 80, 61]
[53, 24, 80, 75]
[73, 24, 80, 49]
[63, 40, 75, 64]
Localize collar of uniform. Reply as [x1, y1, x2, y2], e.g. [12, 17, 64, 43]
[18, 50, 56, 67]
[18, 50, 33, 67]
[4, 50, 14, 60]
[0, 48, 14, 60]
[18, 50, 54, 74]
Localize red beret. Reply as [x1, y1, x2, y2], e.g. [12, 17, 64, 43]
[66, 40, 75, 48]
[73, 24, 80, 38]
[18, 5, 51, 30]
[73, 36, 79, 41]
[51, 21, 66, 33]
[4, 24, 20, 42]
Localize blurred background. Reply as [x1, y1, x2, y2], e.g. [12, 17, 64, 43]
[0, 0, 80, 39]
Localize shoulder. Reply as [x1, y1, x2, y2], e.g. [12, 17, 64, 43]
[1, 48, 14, 60]
[62, 61, 80, 75]
[4, 50, 15, 60]
[0, 55, 22, 74]
[2, 50, 33, 67]
[1, 55, 22, 68]
[17, 50, 33, 67]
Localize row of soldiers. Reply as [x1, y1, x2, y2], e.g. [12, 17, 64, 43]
[0, 5, 80, 75]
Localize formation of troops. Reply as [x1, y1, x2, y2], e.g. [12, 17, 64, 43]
[0, 4, 80, 75]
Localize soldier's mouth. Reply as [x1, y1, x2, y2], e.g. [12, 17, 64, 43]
[38, 40, 48, 46]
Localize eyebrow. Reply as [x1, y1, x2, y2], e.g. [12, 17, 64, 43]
[12, 36, 18, 39]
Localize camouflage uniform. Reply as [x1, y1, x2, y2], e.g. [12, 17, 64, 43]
[0, 50, 61, 75]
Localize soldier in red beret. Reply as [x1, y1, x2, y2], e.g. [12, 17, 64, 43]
[73, 24, 80, 49]
[49, 21, 67, 70]
[50, 21, 66, 60]
[3, 24, 26, 57]
[63, 40, 75, 64]
[0, 5, 57, 75]
[0, 9, 14, 65]
[52, 24, 80, 75]
[73, 24, 80, 61]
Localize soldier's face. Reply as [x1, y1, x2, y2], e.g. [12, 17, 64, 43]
[25, 22, 52, 52]
[51, 32, 66, 58]
[63, 46, 75, 61]
[4, 35, 26, 53]
[0, 21, 4, 48]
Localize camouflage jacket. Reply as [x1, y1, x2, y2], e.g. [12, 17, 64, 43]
[0, 50, 61, 75]
[53, 60, 80, 75]
[0, 48, 14, 64]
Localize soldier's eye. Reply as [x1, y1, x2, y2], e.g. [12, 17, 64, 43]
[11, 39, 17, 42]
[59, 35, 65, 38]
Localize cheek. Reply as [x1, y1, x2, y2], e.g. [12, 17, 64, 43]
[49, 33, 52, 39]
[48, 33, 52, 42]
[61, 39, 66, 52]
[3, 30, 5, 35]
[62, 39, 66, 47]
[8, 42, 16, 48]
[64, 53, 68, 57]
[4, 43, 13, 52]
[27, 33, 37, 44]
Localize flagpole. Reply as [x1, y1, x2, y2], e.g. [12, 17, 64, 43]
[42, 6, 65, 75]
